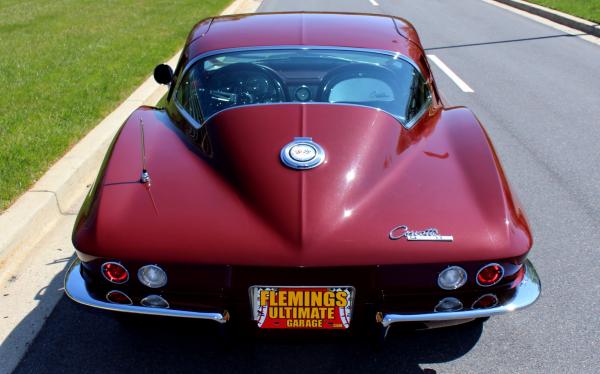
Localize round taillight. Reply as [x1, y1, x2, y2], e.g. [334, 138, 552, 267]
[138, 265, 167, 288]
[438, 266, 468, 290]
[476, 263, 504, 287]
[106, 290, 133, 305]
[101, 262, 129, 284]
[471, 294, 499, 309]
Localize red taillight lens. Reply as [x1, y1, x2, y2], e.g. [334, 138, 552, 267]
[476, 263, 504, 287]
[471, 294, 499, 309]
[101, 262, 129, 284]
[106, 290, 132, 305]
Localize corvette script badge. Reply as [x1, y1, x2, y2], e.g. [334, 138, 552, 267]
[389, 225, 453, 242]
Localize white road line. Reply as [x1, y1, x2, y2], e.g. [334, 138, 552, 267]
[369, 0, 379, 6]
[427, 55, 474, 93]
[481, 0, 600, 46]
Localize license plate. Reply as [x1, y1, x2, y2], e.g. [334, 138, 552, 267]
[250, 286, 354, 329]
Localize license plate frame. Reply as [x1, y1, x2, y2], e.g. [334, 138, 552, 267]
[249, 286, 355, 329]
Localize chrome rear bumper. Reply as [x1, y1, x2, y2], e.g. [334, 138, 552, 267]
[64, 260, 228, 323]
[381, 259, 541, 327]
[65, 259, 540, 328]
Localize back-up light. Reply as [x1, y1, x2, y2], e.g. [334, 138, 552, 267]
[141, 295, 169, 308]
[476, 263, 504, 287]
[101, 262, 129, 284]
[434, 297, 463, 312]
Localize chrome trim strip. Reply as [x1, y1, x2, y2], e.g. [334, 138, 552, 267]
[175, 101, 203, 130]
[173, 46, 432, 130]
[64, 260, 228, 323]
[403, 93, 432, 129]
[179, 46, 425, 81]
[381, 259, 541, 327]
[178, 101, 429, 132]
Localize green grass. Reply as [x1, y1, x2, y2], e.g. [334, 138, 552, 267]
[0, 0, 231, 211]
[527, 0, 600, 23]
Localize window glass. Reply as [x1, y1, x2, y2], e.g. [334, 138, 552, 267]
[175, 48, 430, 127]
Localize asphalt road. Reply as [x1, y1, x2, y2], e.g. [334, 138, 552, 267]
[11, 0, 600, 373]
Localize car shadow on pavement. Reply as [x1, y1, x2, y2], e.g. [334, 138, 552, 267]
[12, 292, 483, 374]
[0, 255, 73, 374]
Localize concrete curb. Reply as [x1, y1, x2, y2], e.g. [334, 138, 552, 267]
[0, 0, 262, 276]
[0, 62, 173, 276]
[494, 0, 600, 37]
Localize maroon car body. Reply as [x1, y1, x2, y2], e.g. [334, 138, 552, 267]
[65, 12, 540, 333]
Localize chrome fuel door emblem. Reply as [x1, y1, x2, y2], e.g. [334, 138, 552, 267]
[280, 137, 325, 170]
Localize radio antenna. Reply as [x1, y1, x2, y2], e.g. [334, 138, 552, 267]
[139, 118, 151, 185]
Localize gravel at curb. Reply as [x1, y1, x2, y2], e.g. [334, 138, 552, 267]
[494, 0, 600, 37]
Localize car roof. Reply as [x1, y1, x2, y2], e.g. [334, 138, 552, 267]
[184, 12, 425, 65]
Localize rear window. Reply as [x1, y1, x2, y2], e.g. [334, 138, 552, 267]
[175, 48, 431, 128]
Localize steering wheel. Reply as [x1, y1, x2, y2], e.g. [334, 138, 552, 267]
[202, 63, 288, 116]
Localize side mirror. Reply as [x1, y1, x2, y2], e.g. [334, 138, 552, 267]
[154, 64, 174, 85]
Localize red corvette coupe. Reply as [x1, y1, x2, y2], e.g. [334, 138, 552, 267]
[65, 12, 540, 335]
